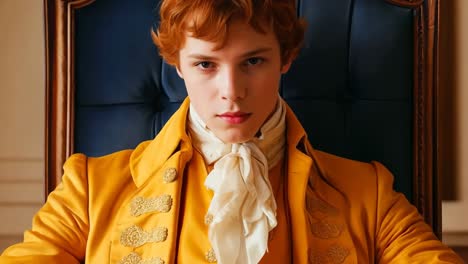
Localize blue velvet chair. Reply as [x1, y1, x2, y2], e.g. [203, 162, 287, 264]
[45, 0, 441, 236]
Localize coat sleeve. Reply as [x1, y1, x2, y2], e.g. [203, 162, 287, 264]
[373, 162, 464, 263]
[0, 154, 89, 264]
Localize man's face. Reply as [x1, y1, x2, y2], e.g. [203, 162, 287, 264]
[177, 20, 291, 143]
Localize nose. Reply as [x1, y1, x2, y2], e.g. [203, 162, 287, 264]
[219, 67, 246, 101]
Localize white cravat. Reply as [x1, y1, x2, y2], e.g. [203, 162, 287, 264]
[188, 97, 286, 264]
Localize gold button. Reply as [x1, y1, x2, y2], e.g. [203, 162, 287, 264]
[204, 214, 213, 225]
[163, 168, 177, 183]
[205, 248, 217, 263]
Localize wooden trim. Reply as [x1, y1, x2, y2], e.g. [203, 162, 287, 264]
[44, 0, 95, 198]
[385, 0, 424, 8]
[412, 0, 441, 238]
[432, 0, 441, 239]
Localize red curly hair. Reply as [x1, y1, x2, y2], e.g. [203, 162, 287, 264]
[152, 0, 306, 67]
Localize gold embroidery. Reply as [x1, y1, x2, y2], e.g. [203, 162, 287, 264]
[327, 244, 349, 264]
[311, 220, 342, 239]
[130, 195, 172, 216]
[309, 252, 327, 264]
[120, 225, 168, 247]
[309, 197, 339, 216]
[163, 168, 177, 183]
[204, 214, 213, 225]
[205, 248, 217, 263]
[308, 244, 349, 264]
[119, 252, 165, 264]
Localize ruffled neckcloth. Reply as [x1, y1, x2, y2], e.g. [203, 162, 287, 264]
[187, 97, 286, 264]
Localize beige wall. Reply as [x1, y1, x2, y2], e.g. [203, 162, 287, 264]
[441, 0, 468, 244]
[0, 0, 45, 252]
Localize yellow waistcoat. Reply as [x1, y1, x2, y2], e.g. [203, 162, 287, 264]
[0, 98, 463, 263]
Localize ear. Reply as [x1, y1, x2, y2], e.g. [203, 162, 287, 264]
[280, 60, 292, 74]
[176, 65, 184, 79]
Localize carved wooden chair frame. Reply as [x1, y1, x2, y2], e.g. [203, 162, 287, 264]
[44, 0, 441, 236]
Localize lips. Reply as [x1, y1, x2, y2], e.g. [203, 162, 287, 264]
[218, 111, 251, 124]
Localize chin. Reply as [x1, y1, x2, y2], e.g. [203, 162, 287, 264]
[215, 130, 255, 144]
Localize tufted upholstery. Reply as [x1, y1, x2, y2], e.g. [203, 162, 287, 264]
[45, 0, 440, 235]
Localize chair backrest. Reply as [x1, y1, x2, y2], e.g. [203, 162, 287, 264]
[45, 0, 440, 236]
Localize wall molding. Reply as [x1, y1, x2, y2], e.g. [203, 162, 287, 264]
[0, 182, 43, 204]
[443, 232, 468, 246]
[0, 159, 44, 183]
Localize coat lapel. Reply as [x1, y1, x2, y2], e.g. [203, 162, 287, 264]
[306, 161, 358, 264]
[109, 99, 193, 263]
[285, 103, 357, 264]
[286, 146, 312, 264]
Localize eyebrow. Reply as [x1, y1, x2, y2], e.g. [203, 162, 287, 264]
[187, 47, 273, 60]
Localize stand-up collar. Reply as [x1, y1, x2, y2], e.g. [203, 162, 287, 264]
[129, 98, 193, 188]
[128, 97, 312, 194]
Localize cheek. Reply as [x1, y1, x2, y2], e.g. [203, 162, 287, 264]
[252, 75, 280, 96]
[184, 78, 215, 116]
[184, 73, 206, 95]
[189, 96, 212, 124]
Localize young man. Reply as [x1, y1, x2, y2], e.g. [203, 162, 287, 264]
[0, 0, 463, 263]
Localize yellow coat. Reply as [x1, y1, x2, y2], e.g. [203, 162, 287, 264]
[0, 99, 463, 263]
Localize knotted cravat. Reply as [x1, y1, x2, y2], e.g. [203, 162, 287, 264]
[187, 97, 286, 264]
